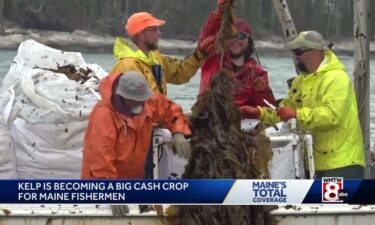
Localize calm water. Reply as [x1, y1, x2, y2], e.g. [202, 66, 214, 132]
[1, 50, 374, 143]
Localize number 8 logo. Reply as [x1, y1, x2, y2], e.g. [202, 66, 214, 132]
[324, 183, 340, 201]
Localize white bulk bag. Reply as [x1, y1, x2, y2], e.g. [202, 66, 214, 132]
[0, 89, 17, 178]
[0, 40, 107, 178]
[11, 119, 87, 178]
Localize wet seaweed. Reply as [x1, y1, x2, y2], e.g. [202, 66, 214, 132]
[168, 69, 277, 225]
[35, 64, 93, 83]
[216, 0, 236, 53]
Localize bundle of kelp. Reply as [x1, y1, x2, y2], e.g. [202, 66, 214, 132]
[168, 69, 277, 225]
[216, 0, 236, 53]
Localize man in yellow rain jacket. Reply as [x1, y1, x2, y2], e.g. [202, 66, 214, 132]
[112, 12, 211, 95]
[111, 12, 214, 180]
[240, 31, 365, 178]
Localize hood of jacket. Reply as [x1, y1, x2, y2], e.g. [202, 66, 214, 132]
[99, 72, 122, 109]
[113, 37, 160, 66]
[316, 50, 346, 73]
[299, 50, 346, 76]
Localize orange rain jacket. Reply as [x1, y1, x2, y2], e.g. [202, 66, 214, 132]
[81, 72, 191, 179]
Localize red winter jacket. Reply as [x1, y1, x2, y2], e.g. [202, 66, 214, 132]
[198, 8, 275, 107]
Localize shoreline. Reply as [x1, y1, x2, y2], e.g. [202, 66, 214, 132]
[0, 27, 374, 57]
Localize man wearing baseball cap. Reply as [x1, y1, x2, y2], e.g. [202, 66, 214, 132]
[240, 30, 365, 178]
[81, 71, 191, 179]
[198, 0, 275, 108]
[110, 11, 213, 182]
[111, 12, 212, 95]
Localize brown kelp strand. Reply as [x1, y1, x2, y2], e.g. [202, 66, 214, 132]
[168, 69, 277, 225]
[35, 64, 94, 83]
[216, 0, 236, 53]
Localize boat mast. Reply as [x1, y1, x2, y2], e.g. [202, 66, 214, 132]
[353, 0, 371, 178]
[272, 0, 301, 75]
[272, 0, 297, 41]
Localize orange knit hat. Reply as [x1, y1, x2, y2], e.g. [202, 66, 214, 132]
[126, 12, 166, 36]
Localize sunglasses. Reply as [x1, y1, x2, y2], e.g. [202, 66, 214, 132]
[144, 26, 159, 32]
[232, 32, 248, 40]
[292, 49, 313, 56]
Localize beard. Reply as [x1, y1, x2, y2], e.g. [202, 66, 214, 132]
[296, 61, 308, 73]
[229, 46, 248, 59]
[145, 41, 158, 51]
[129, 105, 144, 115]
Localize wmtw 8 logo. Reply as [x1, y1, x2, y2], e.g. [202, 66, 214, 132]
[322, 177, 348, 202]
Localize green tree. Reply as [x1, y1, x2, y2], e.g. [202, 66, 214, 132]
[0, 0, 373, 40]
[0, 0, 4, 23]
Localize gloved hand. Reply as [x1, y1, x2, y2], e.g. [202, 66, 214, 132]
[277, 107, 296, 122]
[218, 0, 233, 10]
[111, 205, 129, 217]
[198, 35, 216, 57]
[239, 106, 260, 119]
[218, 0, 226, 5]
[171, 133, 191, 159]
[251, 77, 267, 92]
[371, 151, 375, 161]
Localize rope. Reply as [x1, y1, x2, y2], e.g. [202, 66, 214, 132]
[220, 51, 224, 69]
[355, 60, 369, 113]
[253, 45, 262, 66]
[325, 0, 335, 48]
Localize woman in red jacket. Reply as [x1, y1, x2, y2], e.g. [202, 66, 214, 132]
[198, 1, 275, 107]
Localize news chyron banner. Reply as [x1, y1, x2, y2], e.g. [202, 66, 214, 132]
[0, 178, 373, 204]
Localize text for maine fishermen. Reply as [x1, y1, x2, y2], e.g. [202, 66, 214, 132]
[17, 181, 189, 201]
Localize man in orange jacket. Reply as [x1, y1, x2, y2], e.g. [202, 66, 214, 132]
[81, 71, 191, 180]
[82, 71, 191, 216]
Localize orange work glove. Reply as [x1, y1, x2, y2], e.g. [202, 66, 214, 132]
[198, 35, 216, 57]
[277, 107, 296, 122]
[251, 77, 267, 92]
[240, 106, 261, 119]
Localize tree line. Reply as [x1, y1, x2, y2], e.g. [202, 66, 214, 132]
[0, 0, 374, 41]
